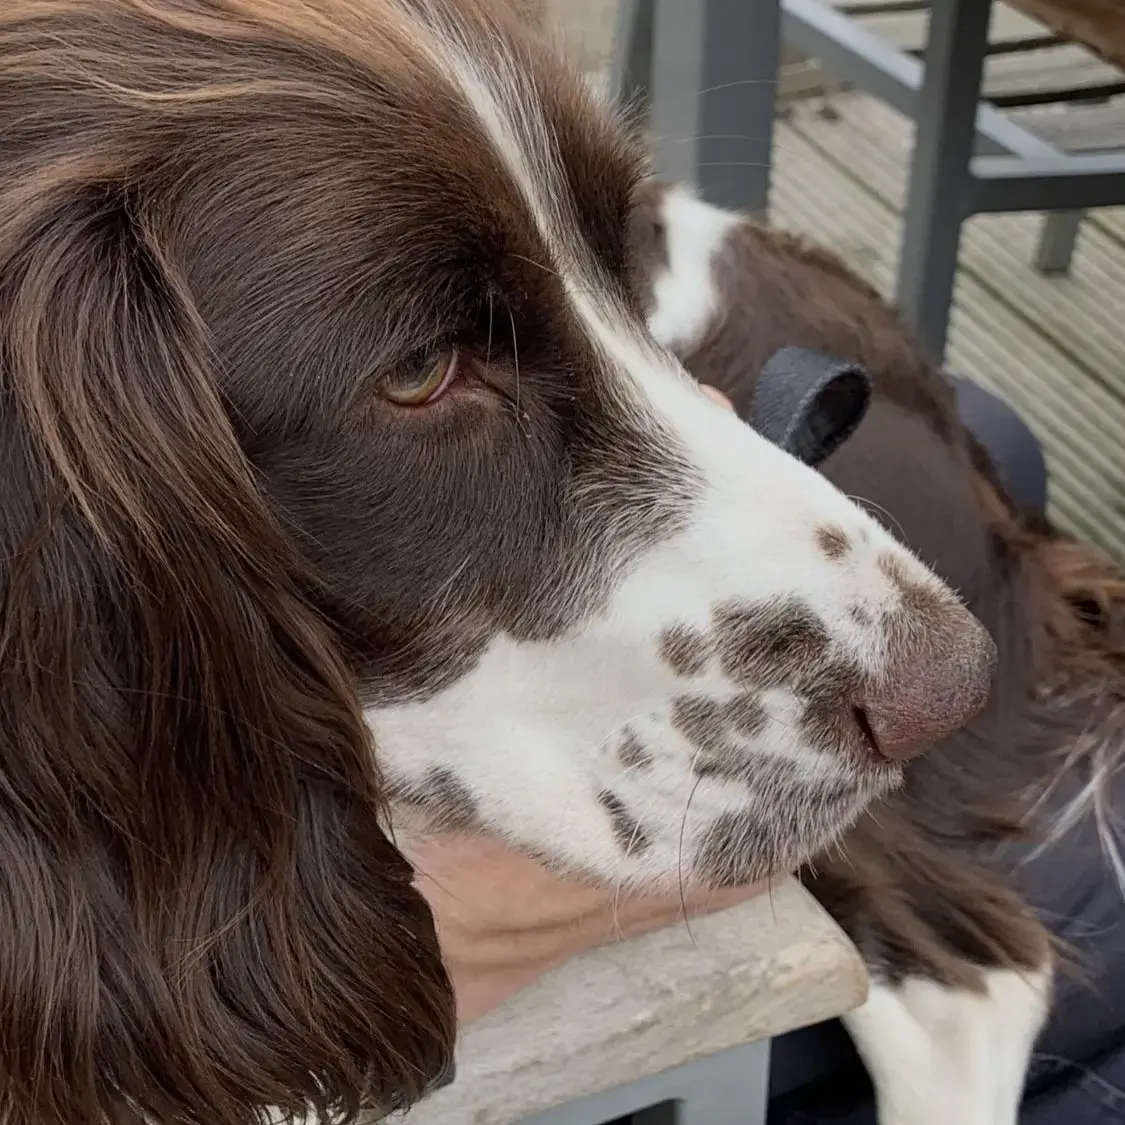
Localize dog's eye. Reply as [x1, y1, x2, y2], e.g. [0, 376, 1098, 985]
[381, 345, 460, 406]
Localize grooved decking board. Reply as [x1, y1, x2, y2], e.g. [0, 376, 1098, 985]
[833, 1, 1048, 55]
[1092, 208, 1125, 249]
[769, 96, 1125, 560]
[1010, 98, 1125, 152]
[782, 0, 1125, 112]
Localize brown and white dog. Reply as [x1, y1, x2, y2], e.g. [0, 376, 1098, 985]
[0, 2, 1118, 1124]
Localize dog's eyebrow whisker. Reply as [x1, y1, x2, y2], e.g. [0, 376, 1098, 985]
[485, 288, 494, 372]
[507, 300, 525, 426]
[508, 253, 607, 309]
[847, 493, 908, 544]
[692, 160, 772, 171]
[510, 252, 562, 280]
[661, 132, 774, 147]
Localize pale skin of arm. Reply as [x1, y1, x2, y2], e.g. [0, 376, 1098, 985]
[408, 386, 769, 1026]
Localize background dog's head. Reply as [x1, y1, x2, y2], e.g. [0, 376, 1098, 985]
[0, 1, 995, 1122]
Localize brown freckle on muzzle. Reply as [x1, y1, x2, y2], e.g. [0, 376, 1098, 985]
[816, 525, 852, 561]
[878, 552, 951, 629]
[658, 624, 711, 678]
[795, 655, 867, 756]
[598, 790, 652, 856]
[618, 728, 653, 770]
[712, 598, 832, 689]
[672, 692, 769, 783]
[672, 694, 732, 754]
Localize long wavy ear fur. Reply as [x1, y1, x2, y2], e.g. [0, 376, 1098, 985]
[0, 42, 455, 1125]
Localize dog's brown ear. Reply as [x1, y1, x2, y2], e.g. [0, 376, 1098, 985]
[0, 172, 455, 1123]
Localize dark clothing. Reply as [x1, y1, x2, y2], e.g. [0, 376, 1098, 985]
[768, 769, 1125, 1124]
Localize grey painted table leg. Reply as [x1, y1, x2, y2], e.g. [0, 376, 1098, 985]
[644, 0, 782, 215]
[1036, 210, 1083, 276]
[611, 0, 656, 109]
[516, 1038, 771, 1125]
[895, 0, 992, 363]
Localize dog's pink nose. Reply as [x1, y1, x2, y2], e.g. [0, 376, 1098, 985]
[858, 606, 997, 761]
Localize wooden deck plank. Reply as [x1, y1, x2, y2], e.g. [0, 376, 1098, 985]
[770, 111, 1125, 559]
[1010, 98, 1125, 152]
[843, 4, 1048, 55]
[980, 45, 1125, 106]
[1093, 208, 1125, 249]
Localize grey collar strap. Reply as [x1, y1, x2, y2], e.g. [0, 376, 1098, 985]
[747, 347, 872, 468]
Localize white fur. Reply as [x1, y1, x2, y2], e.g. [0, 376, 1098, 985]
[370, 15, 979, 887]
[845, 968, 1053, 1125]
[647, 185, 739, 351]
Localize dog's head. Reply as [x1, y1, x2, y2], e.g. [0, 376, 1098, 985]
[0, 1, 994, 1121]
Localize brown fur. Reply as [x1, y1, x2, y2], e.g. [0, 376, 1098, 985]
[0, 0, 1115, 1116]
[0, 2, 707, 1121]
[0, 1, 565, 1122]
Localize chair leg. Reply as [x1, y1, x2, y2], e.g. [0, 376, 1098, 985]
[645, 0, 781, 215]
[895, 0, 992, 364]
[611, 0, 656, 110]
[517, 1039, 771, 1125]
[1035, 210, 1083, 276]
[670, 1038, 770, 1125]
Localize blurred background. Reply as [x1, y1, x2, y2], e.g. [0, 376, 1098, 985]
[537, 0, 1125, 567]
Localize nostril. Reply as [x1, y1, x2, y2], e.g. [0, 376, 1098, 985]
[859, 699, 940, 762]
[851, 705, 880, 757]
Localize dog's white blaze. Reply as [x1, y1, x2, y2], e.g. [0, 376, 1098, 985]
[647, 185, 740, 351]
[844, 967, 1052, 1125]
[433, 34, 942, 598]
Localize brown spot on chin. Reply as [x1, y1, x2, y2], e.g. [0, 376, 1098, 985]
[394, 767, 480, 832]
[695, 811, 774, 888]
[598, 791, 652, 856]
[618, 728, 653, 770]
[658, 624, 711, 678]
[816, 525, 851, 561]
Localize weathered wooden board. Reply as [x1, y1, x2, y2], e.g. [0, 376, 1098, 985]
[1011, 98, 1125, 151]
[781, 0, 1125, 113]
[1008, 0, 1125, 70]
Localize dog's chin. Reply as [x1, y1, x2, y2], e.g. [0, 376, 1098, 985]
[385, 709, 904, 895]
[501, 771, 898, 897]
[682, 770, 892, 891]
